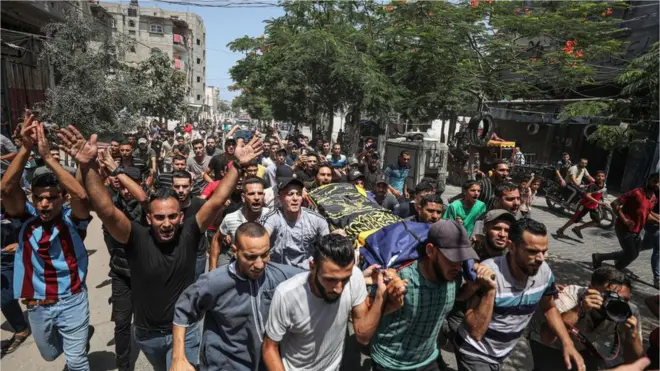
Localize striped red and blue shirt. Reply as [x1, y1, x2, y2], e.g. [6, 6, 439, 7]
[13, 203, 90, 300]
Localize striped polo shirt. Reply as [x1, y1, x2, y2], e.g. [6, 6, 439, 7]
[457, 254, 556, 364]
[14, 204, 90, 300]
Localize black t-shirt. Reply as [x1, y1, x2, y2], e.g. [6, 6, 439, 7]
[208, 153, 237, 181]
[151, 140, 163, 159]
[126, 219, 202, 331]
[181, 197, 208, 255]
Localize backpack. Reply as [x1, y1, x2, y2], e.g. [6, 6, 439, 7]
[360, 220, 431, 270]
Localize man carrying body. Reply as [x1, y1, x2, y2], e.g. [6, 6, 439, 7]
[529, 267, 644, 371]
[69, 127, 263, 370]
[258, 176, 329, 269]
[210, 178, 271, 269]
[406, 194, 444, 224]
[187, 139, 213, 184]
[593, 173, 659, 271]
[262, 234, 404, 371]
[454, 218, 584, 371]
[172, 222, 303, 371]
[308, 163, 333, 191]
[396, 181, 436, 219]
[2, 119, 92, 370]
[365, 220, 494, 371]
[368, 174, 398, 212]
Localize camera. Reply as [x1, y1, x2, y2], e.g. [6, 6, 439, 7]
[599, 291, 632, 323]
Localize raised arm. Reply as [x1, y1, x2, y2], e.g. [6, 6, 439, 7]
[36, 124, 90, 220]
[59, 126, 132, 244]
[0, 116, 37, 216]
[195, 136, 263, 231]
[99, 150, 148, 209]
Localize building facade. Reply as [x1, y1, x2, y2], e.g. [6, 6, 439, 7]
[101, 0, 206, 109]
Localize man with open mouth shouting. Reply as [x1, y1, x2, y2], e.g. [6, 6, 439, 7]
[60, 125, 263, 371]
[1, 113, 93, 371]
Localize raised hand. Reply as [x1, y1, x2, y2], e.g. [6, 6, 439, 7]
[234, 135, 263, 166]
[57, 125, 98, 166]
[20, 113, 38, 149]
[99, 149, 118, 172]
[36, 123, 51, 159]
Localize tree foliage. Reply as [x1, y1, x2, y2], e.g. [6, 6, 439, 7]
[134, 53, 189, 123]
[38, 10, 146, 135]
[228, 0, 629, 151]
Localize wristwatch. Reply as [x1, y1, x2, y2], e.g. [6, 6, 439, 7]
[111, 168, 126, 177]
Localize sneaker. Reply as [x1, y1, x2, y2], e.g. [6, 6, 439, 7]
[592, 254, 602, 269]
[572, 227, 584, 239]
[86, 325, 95, 355]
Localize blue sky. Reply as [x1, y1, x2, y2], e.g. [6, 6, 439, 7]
[110, 0, 284, 101]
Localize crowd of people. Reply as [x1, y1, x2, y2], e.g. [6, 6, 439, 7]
[0, 113, 657, 371]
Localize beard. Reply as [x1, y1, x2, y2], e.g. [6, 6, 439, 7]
[314, 271, 340, 303]
[515, 253, 541, 276]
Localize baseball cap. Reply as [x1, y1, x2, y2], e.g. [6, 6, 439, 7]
[375, 174, 387, 185]
[122, 167, 142, 181]
[348, 157, 359, 166]
[482, 209, 517, 225]
[225, 137, 237, 145]
[348, 170, 365, 181]
[137, 138, 148, 145]
[370, 152, 380, 160]
[427, 220, 478, 262]
[275, 165, 303, 191]
[276, 147, 287, 155]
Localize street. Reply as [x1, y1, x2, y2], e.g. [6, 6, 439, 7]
[1, 185, 657, 371]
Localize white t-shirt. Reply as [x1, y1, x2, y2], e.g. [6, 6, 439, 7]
[218, 207, 271, 243]
[568, 165, 591, 185]
[265, 266, 367, 371]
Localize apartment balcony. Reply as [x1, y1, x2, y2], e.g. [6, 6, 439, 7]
[173, 34, 187, 51]
[174, 59, 185, 70]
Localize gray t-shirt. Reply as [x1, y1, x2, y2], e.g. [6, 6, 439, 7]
[258, 208, 330, 269]
[186, 155, 211, 178]
[219, 207, 271, 243]
[161, 140, 174, 164]
[265, 266, 367, 371]
[1, 134, 17, 155]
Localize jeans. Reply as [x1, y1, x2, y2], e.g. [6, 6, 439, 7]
[27, 289, 90, 370]
[643, 225, 660, 281]
[599, 225, 642, 270]
[134, 322, 200, 371]
[195, 253, 207, 281]
[110, 272, 132, 371]
[1, 259, 29, 333]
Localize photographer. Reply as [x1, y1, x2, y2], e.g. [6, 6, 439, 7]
[529, 267, 644, 371]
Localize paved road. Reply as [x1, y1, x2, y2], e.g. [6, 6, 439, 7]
[1, 185, 657, 370]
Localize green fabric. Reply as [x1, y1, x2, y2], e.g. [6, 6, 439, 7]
[370, 261, 456, 370]
[442, 199, 487, 236]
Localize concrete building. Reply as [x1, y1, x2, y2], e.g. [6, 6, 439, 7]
[0, 1, 113, 133]
[101, 0, 206, 109]
[202, 85, 219, 122]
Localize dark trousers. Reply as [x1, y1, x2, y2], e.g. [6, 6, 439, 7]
[1, 261, 29, 333]
[373, 360, 440, 371]
[599, 225, 641, 270]
[110, 271, 133, 371]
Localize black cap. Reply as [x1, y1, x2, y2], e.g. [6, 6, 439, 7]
[348, 170, 365, 181]
[275, 165, 294, 178]
[370, 152, 380, 160]
[123, 167, 142, 181]
[276, 147, 287, 155]
[375, 174, 388, 185]
[482, 209, 517, 225]
[225, 137, 237, 145]
[427, 220, 478, 262]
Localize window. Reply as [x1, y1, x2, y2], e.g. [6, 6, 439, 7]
[197, 95, 201, 101]
[130, 46, 136, 53]
[127, 8, 137, 17]
[197, 76, 201, 83]
[196, 58, 201, 64]
[150, 24, 163, 33]
[129, 30, 136, 35]
[196, 39, 200, 45]
[128, 20, 135, 27]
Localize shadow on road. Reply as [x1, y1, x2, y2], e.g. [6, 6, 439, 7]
[95, 279, 111, 289]
[0, 311, 27, 332]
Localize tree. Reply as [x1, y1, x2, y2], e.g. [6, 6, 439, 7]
[217, 100, 231, 113]
[134, 53, 189, 124]
[37, 9, 145, 134]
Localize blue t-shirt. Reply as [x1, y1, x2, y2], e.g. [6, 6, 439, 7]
[326, 154, 347, 168]
[384, 163, 409, 194]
